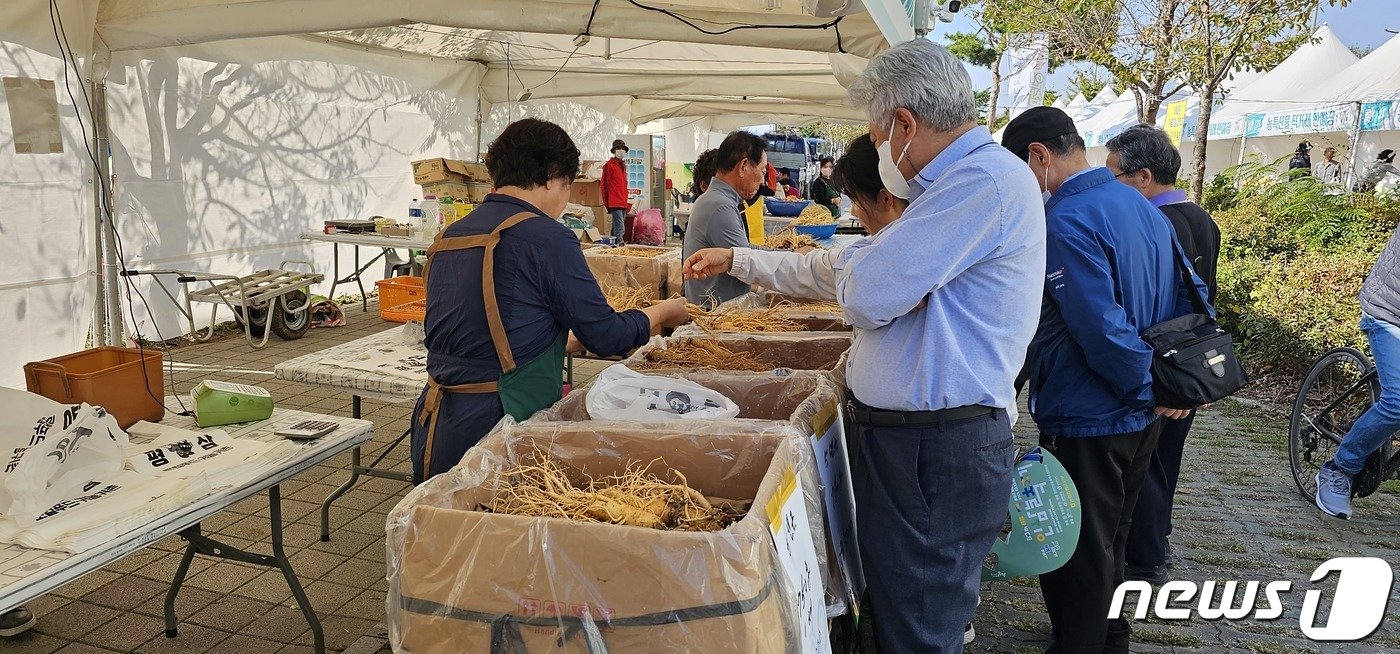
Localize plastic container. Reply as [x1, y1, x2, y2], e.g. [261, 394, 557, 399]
[421, 194, 439, 232]
[408, 198, 422, 223]
[794, 223, 837, 240]
[383, 298, 427, 323]
[762, 197, 812, 217]
[24, 347, 166, 429]
[377, 276, 425, 322]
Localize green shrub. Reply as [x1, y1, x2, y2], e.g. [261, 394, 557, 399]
[1201, 172, 1239, 213]
[1212, 160, 1395, 376]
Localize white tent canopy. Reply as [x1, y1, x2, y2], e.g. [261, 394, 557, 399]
[1071, 86, 1117, 124]
[1207, 25, 1358, 137]
[0, 0, 895, 388]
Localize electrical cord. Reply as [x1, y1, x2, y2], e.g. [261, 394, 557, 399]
[50, 0, 190, 416]
[624, 0, 846, 52]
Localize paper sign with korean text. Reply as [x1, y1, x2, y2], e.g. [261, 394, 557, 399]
[766, 466, 830, 653]
[808, 400, 863, 608]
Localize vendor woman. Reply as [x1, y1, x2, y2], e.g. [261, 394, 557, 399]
[412, 118, 690, 482]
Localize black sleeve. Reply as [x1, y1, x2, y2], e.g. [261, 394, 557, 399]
[535, 227, 651, 357]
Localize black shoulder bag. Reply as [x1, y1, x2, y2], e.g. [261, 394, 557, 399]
[1140, 243, 1247, 408]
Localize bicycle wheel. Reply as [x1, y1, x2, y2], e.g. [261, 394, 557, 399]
[1289, 348, 1379, 500]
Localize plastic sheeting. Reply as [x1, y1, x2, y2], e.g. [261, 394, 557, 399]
[104, 35, 481, 336]
[0, 3, 100, 388]
[386, 420, 808, 653]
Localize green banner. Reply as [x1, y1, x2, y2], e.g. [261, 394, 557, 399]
[982, 447, 1081, 581]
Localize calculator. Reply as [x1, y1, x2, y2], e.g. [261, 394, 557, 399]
[274, 420, 339, 440]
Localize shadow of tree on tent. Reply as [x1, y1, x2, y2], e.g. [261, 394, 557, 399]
[104, 38, 474, 336]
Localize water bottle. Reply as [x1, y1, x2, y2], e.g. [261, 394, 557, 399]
[420, 194, 439, 233]
[408, 198, 423, 224]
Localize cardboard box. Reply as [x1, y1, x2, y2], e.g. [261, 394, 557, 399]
[583, 245, 677, 301]
[378, 225, 413, 237]
[569, 179, 604, 206]
[387, 424, 802, 653]
[412, 158, 490, 185]
[622, 333, 852, 375]
[420, 181, 491, 204]
[578, 159, 605, 180]
[587, 205, 611, 235]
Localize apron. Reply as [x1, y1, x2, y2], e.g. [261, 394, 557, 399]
[743, 198, 765, 245]
[415, 211, 566, 480]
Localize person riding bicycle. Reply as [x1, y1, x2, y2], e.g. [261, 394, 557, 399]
[1315, 219, 1400, 518]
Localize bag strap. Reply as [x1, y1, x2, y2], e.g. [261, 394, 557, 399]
[1167, 236, 1211, 317]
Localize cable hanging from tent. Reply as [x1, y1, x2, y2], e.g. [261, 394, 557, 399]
[624, 0, 846, 52]
[50, 0, 190, 417]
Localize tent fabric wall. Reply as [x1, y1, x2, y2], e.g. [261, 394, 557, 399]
[483, 97, 631, 161]
[0, 1, 101, 388]
[94, 0, 889, 57]
[105, 35, 482, 337]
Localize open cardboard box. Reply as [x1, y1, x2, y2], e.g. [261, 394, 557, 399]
[387, 422, 806, 653]
[583, 245, 680, 302]
[622, 334, 851, 375]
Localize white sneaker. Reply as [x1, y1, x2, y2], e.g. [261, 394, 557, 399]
[964, 623, 975, 644]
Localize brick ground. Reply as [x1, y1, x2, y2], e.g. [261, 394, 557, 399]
[5, 300, 1397, 653]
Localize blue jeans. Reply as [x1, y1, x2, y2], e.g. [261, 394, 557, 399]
[850, 408, 1015, 653]
[609, 208, 626, 241]
[1335, 312, 1400, 474]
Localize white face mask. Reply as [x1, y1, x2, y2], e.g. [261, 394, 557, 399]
[877, 117, 913, 200]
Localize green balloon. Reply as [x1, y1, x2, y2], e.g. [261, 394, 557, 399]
[982, 447, 1081, 582]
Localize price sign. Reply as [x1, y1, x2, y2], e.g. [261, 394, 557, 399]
[766, 465, 831, 653]
[808, 400, 863, 608]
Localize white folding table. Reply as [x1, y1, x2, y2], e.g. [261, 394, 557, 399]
[301, 231, 434, 312]
[0, 408, 373, 654]
[274, 328, 426, 541]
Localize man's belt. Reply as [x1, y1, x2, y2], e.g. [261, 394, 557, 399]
[845, 392, 1000, 428]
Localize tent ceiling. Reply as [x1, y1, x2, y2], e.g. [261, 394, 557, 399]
[94, 0, 889, 57]
[1211, 25, 1358, 122]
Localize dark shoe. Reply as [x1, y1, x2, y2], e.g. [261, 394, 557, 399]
[1124, 564, 1166, 585]
[0, 606, 36, 637]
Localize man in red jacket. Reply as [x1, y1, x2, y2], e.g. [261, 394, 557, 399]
[602, 139, 631, 241]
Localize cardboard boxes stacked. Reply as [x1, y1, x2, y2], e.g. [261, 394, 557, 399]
[412, 157, 492, 203]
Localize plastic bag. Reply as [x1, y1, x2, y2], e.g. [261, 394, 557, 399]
[585, 364, 740, 421]
[0, 388, 128, 526]
[630, 208, 665, 246]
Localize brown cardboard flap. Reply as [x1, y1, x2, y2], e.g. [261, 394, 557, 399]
[387, 424, 802, 653]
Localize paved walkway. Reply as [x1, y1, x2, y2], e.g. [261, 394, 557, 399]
[5, 303, 1398, 653]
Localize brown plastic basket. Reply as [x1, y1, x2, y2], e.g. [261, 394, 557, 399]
[24, 347, 166, 429]
[377, 276, 425, 322]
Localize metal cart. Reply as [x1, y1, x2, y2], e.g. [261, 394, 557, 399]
[120, 261, 324, 348]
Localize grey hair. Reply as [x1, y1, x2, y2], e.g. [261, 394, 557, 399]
[1105, 124, 1182, 185]
[849, 38, 976, 132]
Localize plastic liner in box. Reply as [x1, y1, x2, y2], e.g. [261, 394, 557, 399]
[386, 420, 806, 653]
[582, 245, 680, 302]
[621, 333, 851, 375]
[530, 369, 848, 617]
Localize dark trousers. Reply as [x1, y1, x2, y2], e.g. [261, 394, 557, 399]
[1038, 420, 1162, 654]
[1126, 413, 1195, 569]
[851, 410, 1015, 654]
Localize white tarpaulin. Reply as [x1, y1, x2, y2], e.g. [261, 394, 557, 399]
[1002, 33, 1049, 120]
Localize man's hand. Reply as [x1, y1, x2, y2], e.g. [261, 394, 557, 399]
[684, 248, 735, 279]
[1154, 406, 1193, 420]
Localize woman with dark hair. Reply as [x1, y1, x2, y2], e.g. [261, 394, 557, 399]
[810, 155, 841, 217]
[691, 149, 718, 198]
[411, 118, 689, 482]
[682, 134, 908, 299]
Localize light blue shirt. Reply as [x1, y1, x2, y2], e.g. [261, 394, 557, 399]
[833, 126, 1046, 411]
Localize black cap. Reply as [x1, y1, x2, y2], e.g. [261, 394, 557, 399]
[1297, 140, 1312, 153]
[1001, 107, 1079, 159]
[611, 139, 628, 152]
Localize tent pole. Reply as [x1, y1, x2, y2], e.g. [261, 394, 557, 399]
[93, 80, 122, 346]
[475, 88, 485, 159]
[1234, 134, 1248, 186]
[1344, 101, 1362, 190]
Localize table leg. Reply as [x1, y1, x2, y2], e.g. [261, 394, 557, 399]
[320, 445, 362, 542]
[163, 486, 324, 653]
[162, 538, 199, 637]
[326, 244, 341, 303]
[354, 247, 367, 312]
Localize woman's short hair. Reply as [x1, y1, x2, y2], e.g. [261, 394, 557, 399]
[692, 149, 719, 194]
[819, 156, 835, 167]
[485, 118, 581, 188]
[831, 134, 886, 210]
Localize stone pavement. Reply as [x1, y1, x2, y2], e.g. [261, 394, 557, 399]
[4, 301, 1398, 653]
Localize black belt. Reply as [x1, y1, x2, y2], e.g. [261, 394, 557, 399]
[845, 391, 1001, 428]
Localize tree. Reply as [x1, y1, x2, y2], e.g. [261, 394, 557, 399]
[1011, 0, 1193, 125]
[1044, 90, 1061, 106]
[1348, 44, 1375, 58]
[1065, 68, 1111, 102]
[1181, 0, 1347, 201]
[947, 27, 1011, 130]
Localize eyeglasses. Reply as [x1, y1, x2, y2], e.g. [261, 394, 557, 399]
[1112, 170, 1137, 180]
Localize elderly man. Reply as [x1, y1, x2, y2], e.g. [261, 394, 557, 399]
[842, 39, 1045, 652]
[1004, 108, 1207, 654]
[1106, 125, 1221, 585]
[682, 131, 767, 307]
